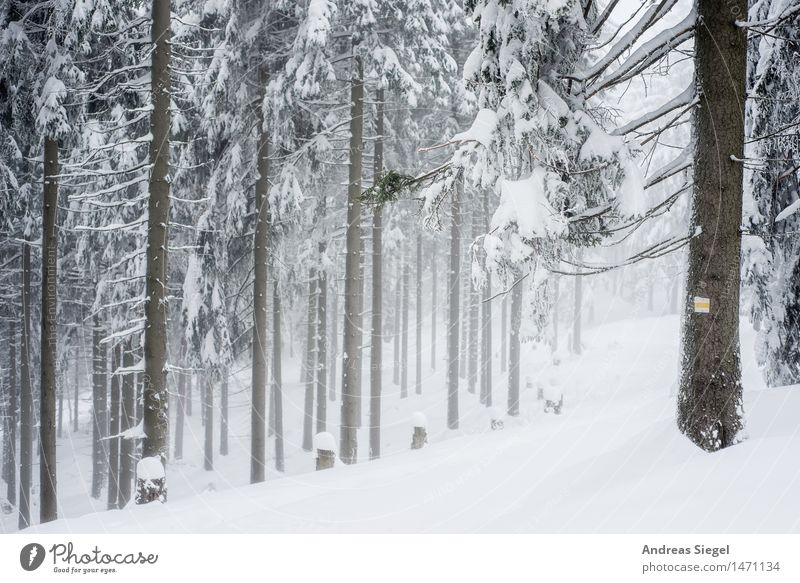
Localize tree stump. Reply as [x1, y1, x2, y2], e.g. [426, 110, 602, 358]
[135, 457, 167, 504]
[411, 426, 427, 450]
[316, 449, 335, 470]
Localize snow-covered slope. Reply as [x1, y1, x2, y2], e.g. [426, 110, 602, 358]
[22, 315, 800, 534]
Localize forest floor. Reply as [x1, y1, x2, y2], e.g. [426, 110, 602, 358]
[4, 312, 800, 533]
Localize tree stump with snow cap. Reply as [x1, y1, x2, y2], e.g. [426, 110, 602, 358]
[489, 407, 504, 430]
[315, 432, 336, 470]
[411, 412, 427, 450]
[135, 456, 167, 504]
[543, 385, 563, 415]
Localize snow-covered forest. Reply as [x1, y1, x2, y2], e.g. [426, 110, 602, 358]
[1, 0, 799, 533]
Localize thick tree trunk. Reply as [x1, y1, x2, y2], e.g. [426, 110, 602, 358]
[316, 263, 327, 434]
[118, 343, 135, 508]
[447, 183, 461, 429]
[369, 88, 384, 460]
[40, 136, 59, 524]
[339, 56, 365, 465]
[107, 344, 121, 509]
[204, 376, 213, 470]
[4, 320, 17, 505]
[508, 278, 523, 417]
[250, 66, 270, 484]
[91, 316, 108, 499]
[302, 273, 317, 451]
[415, 234, 422, 395]
[138, 0, 171, 504]
[18, 239, 32, 529]
[272, 281, 285, 472]
[677, 0, 747, 451]
[220, 369, 228, 456]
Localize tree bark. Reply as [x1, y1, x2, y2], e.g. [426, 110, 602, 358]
[18, 238, 32, 529]
[91, 316, 108, 499]
[415, 234, 422, 395]
[572, 255, 582, 355]
[316, 262, 327, 434]
[220, 369, 228, 456]
[4, 319, 17, 505]
[203, 376, 213, 470]
[447, 183, 461, 429]
[467, 207, 480, 395]
[339, 55, 364, 465]
[369, 87, 384, 460]
[500, 295, 507, 372]
[40, 136, 59, 524]
[677, 0, 747, 451]
[107, 344, 121, 509]
[118, 342, 135, 508]
[508, 278, 523, 417]
[138, 0, 171, 503]
[272, 280, 285, 472]
[329, 274, 338, 401]
[250, 66, 270, 484]
[393, 257, 401, 385]
[302, 272, 317, 451]
[401, 250, 409, 398]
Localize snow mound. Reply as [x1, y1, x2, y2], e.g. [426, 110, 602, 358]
[488, 407, 503, 421]
[314, 432, 336, 452]
[136, 457, 165, 480]
[411, 412, 427, 429]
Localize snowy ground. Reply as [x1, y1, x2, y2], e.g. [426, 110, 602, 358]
[6, 293, 799, 534]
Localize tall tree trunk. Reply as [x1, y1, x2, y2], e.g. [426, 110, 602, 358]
[302, 272, 317, 451]
[447, 183, 461, 429]
[481, 194, 493, 407]
[678, 0, 747, 451]
[369, 87, 384, 460]
[552, 275, 560, 352]
[508, 278, 523, 417]
[459, 261, 468, 380]
[250, 66, 270, 484]
[272, 281, 285, 472]
[138, 0, 171, 504]
[572, 259, 582, 355]
[91, 316, 107, 499]
[220, 368, 228, 456]
[118, 342, 135, 508]
[329, 274, 338, 401]
[4, 319, 17, 505]
[174, 366, 184, 461]
[500, 295, 507, 372]
[73, 347, 79, 432]
[107, 344, 121, 509]
[185, 372, 192, 417]
[415, 234, 422, 395]
[400, 251, 409, 398]
[18, 239, 32, 529]
[316, 257, 328, 434]
[339, 56, 364, 465]
[393, 257, 401, 385]
[431, 241, 437, 370]
[57, 366, 63, 438]
[40, 136, 59, 524]
[467, 207, 479, 395]
[204, 376, 213, 470]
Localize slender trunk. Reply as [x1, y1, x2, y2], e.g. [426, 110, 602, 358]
[204, 376, 213, 470]
[186, 373, 192, 416]
[329, 274, 338, 401]
[678, 0, 747, 451]
[220, 369, 228, 456]
[250, 66, 270, 484]
[572, 259, 582, 355]
[508, 277, 523, 417]
[57, 372, 63, 438]
[40, 136, 59, 524]
[174, 366, 184, 460]
[339, 55, 364, 465]
[107, 344, 121, 509]
[447, 183, 461, 429]
[73, 347, 79, 432]
[500, 295, 507, 372]
[415, 234, 422, 395]
[302, 273, 317, 451]
[431, 240, 437, 370]
[369, 88, 384, 460]
[400, 251, 409, 398]
[481, 194, 493, 406]
[316, 262, 327, 434]
[552, 275, 560, 352]
[5, 319, 17, 505]
[91, 316, 107, 499]
[138, 0, 171, 504]
[467, 207, 479, 395]
[118, 342, 135, 508]
[393, 257, 401, 385]
[18, 239, 32, 529]
[272, 281, 285, 472]
[459, 260, 468, 380]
